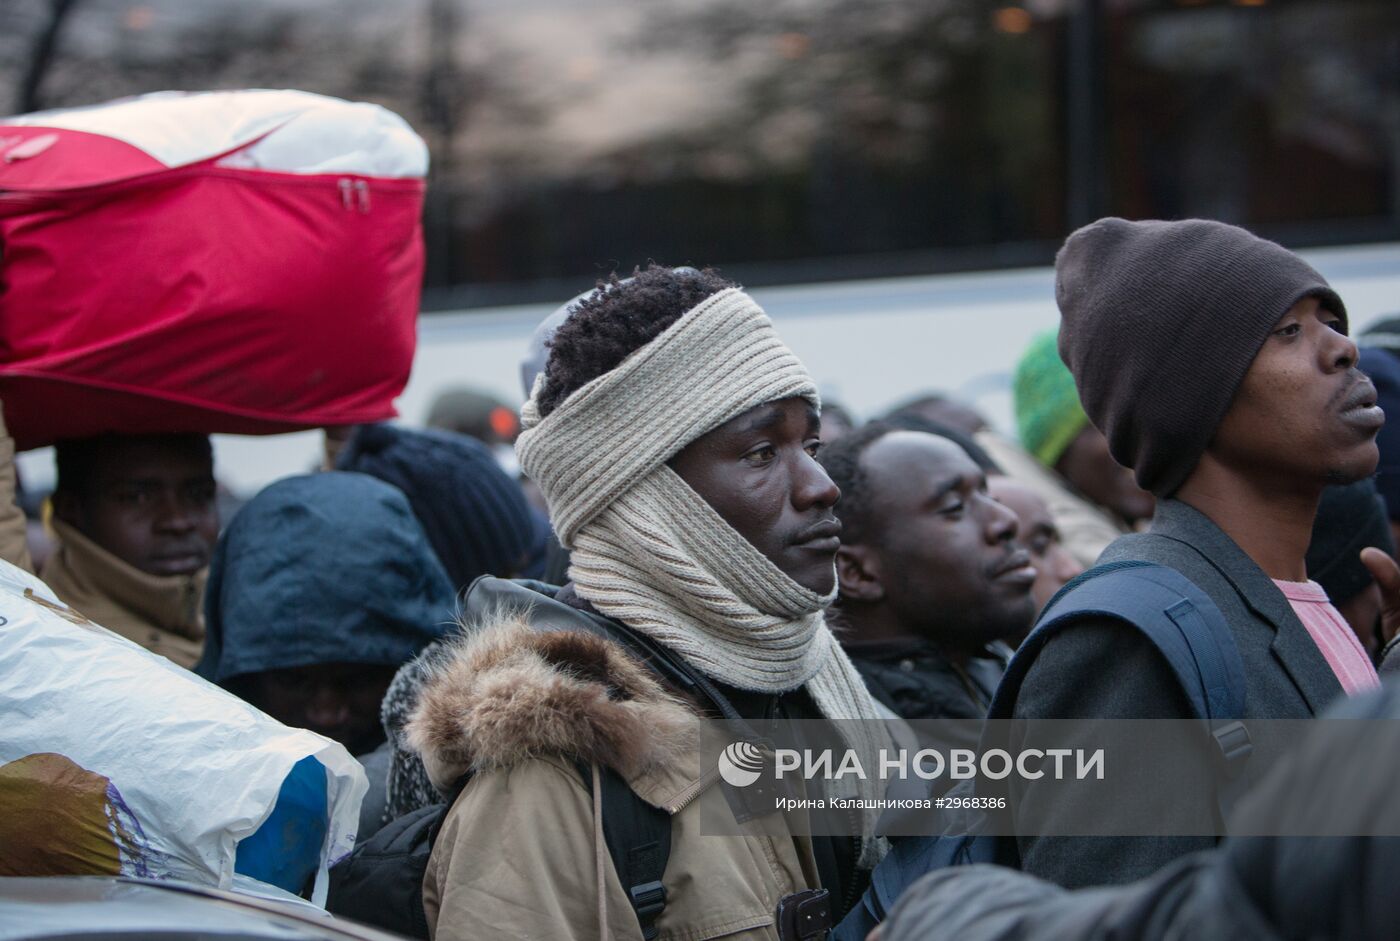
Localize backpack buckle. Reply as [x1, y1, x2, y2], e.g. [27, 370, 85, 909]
[1212, 720, 1252, 767]
[630, 880, 667, 938]
[776, 888, 832, 940]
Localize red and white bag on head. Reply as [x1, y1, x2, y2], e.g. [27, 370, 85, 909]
[0, 89, 428, 451]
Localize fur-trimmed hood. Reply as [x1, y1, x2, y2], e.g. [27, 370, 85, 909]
[412, 580, 843, 941]
[406, 610, 699, 795]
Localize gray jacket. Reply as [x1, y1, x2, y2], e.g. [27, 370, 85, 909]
[1008, 499, 1343, 888]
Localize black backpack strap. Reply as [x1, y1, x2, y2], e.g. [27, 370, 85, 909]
[492, 575, 746, 725]
[565, 608, 749, 724]
[462, 579, 750, 937]
[576, 759, 672, 940]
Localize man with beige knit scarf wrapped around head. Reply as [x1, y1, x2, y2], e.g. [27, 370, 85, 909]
[406, 265, 891, 941]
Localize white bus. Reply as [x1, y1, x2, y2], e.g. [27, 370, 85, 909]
[22, 240, 1390, 498]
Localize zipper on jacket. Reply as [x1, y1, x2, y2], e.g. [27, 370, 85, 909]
[338, 178, 353, 210]
[842, 826, 863, 915]
[664, 766, 720, 815]
[355, 179, 371, 213]
[182, 579, 199, 628]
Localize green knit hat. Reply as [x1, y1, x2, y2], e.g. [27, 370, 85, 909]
[1014, 329, 1088, 468]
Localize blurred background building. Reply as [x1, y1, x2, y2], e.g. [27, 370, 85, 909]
[4, 0, 1399, 489]
[6, 0, 1398, 306]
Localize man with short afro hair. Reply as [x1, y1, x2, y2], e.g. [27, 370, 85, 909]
[533, 264, 736, 415]
[409, 264, 891, 941]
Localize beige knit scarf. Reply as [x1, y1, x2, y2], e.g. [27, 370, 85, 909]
[518, 287, 889, 864]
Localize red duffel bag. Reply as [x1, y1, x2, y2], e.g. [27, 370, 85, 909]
[0, 89, 428, 450]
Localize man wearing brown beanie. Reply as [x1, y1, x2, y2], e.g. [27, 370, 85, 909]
[1003, 218, 1398, 890]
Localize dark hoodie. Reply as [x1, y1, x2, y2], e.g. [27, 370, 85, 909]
[195, 472, 457, 686]
[194, 472, 458, 837]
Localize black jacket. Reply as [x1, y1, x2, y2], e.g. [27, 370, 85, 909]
[845, 638, 1007, 752]
[882, 680, 1400, 941]
[1008, 499, 1343, 888]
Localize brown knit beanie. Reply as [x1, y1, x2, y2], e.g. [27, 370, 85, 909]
[1056, 218, 1346, 497]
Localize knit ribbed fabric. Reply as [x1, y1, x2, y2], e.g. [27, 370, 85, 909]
[517, 287, 890, 864]
[569, 466, 837, 689]
[336, 423, 534, 592]
[518, 288, 821, 548]
[1056, 218, 1346, 497]
[1014, 328, 1089, 468]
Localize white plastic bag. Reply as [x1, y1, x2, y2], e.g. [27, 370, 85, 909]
[0, 559, 365, 904]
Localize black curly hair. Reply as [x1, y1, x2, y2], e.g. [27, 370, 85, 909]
[816, 421, 901, 545]
[54, 433, 213, 500]
[534, 264, 736, 418]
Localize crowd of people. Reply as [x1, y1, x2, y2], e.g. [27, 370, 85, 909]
[5, 216, 1400, 940]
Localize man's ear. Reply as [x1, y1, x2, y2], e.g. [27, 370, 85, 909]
[836, 544, 884, 603]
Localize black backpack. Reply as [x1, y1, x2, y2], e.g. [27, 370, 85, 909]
[327, 803, 446, 939]
[328, 604, 747, 941]
[327, 762, 671, 939]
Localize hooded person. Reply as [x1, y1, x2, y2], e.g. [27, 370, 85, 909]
[194, 472, 457, 836]
[1004, 218, 1390, 890]
[335, 423, 536, 591]
[404, 265, 892, 941]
